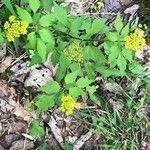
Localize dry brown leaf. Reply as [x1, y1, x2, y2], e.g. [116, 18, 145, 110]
[0, 56, 13, 73]
[0, 80, 35, 122]
[9, 99, 35, 122]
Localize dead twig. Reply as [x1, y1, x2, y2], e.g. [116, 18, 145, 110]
[69, 12, 117, 16]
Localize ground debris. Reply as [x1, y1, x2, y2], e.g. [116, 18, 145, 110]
[10, 139, 34, 150]
[0, 98, 14, 115]
[101, 0, 120, 19]
[0, 56, 13, 73]
[73, 130, 93, 150]
[43, 108, 102, 150]
[0, 43, 6, 61]
[0, 80, 34, 121]
[48, 116, 64, 148]
[9, 60, 57, 88]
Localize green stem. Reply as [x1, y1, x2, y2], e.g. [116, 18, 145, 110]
[53, 29, 105, 42]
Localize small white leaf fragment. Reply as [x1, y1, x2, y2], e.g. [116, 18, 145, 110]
[73, 130, 93, 150]
[48, 116, 64, 148]
[22, 133, 34, 141]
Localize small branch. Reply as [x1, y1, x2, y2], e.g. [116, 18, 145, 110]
[69, 12, 117, 16]
[54, 30, 105, 42]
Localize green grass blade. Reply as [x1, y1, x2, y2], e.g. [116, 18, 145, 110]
[2, 0, 16, 16]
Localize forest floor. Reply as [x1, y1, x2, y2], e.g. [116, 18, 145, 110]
[0, 0, 150, 150]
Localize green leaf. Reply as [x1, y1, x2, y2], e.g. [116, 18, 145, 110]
[114, 13, 123, 32]
[108, 45, 120, 63]
[30, 120, 45, 137]
[27, 32, 37, 49]
[129, 62, 144, 75]
[41, 0, 53, 10]
[54, 4, 68, 26]
[32, 12, 41, 25]
[76, 77, 93, 88]
[51, 50, 60, 65]
[53, 21, 68, 32]
[86, 86, 97, 94]
[84, 46, 106, 63]
[89, 18, 107, 35]
[95, 65, 121, 77]
[35, 95, 55, 112]
[56, 67, 66, 82]
[55, 54, 70, 82]
[122, 48, 133, 63]
[104, 41, 113, 55]
[69, 63, 83, 77]
[29, 0, 40, 13]
[16, 6, 32, 23]
[81, 18, 91, 31]
[2, 0, 16, 15]
[117, 53, 126, 75]
[65, 71, 78, 85]
[37, 38, 47, 61]
[69, 17, 83, 36]
[30, 54, 42, 65]
[121, 23, 130, 35]
[69, 87, 84, 98]
[39, 81, 60, 94]
[84, 63, 96, 79]
[38, 29, 54, 46]
[106, 32, 118, 41]
[39, 13, 55, 27]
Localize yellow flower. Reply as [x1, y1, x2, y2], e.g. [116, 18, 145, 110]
[7, 34, 14, 42]
[74, 102, 80, 109]
[124, 28, 146, 51]
[9, 16, 16, 22]
[4, 16, 29, 42]
[21, 21, 29, 28]
[4, 21, 10, 29]
[64, 42, 83, 63]
[59, 95, 80, 116]
[19, 21, 29, 35]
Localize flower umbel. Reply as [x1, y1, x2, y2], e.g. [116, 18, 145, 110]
[124, 28, 146, 51]
[59, 95, 80, 116]
[63, 42, 83, 63]
[9, 16, 16, 22]
[4, 16, 29, 42]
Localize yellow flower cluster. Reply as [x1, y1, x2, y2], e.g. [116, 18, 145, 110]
[124, 28, 146, 51]
[4, 16, 29, 42]
[59, 95, 80, 116]
[63, 42, 83, 63]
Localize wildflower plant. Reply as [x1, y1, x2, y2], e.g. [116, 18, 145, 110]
[2, 0, 149, 141]
[59, 95, 80, 116]
[3, 0, 147, 111]
[4, 16, 28, 41]
[103, 14, 146, 76]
